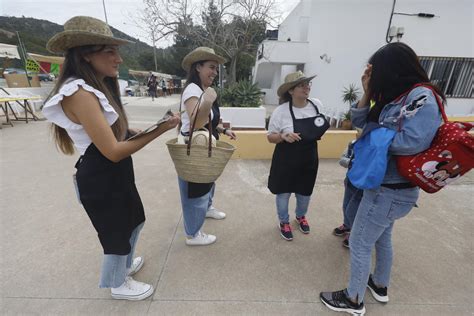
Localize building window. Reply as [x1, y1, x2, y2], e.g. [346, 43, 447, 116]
[419, 57, 473, 98]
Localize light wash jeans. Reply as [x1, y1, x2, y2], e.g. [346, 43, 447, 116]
[208, 183, 215, 210]
[342, 177, 364, 229]
[276, 193, 311, 223]
[347, 186, 419, 302]
[99, 222, 144, 288]
[178, 177, 214, 237]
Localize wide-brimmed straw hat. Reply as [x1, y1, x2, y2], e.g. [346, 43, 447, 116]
[277, 71, 316, 97]
[181, 47, 226, 72]
[47, 16, 133, 53]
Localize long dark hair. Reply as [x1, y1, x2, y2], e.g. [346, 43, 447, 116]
[48, 45, 129, 155]
[367, 42, 446, 122]
[179, 60, 219, 130]
[184, 61, 205, 89]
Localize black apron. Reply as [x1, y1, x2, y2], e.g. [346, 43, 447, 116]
[187, 103, 220, 198]
[268, 100, 329, 195]
[75, 143, 145, 255]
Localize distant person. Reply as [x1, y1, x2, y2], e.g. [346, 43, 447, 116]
[177, 47, 236, 246]
[160, 78, 167, 97]
[147, 72, 158, 101]
[42, 16, 180, 301]
[320, 42, 444, 315]
[267, 71, 329, 240]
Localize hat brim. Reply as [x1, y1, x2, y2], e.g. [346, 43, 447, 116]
[182, 51, 227, 71]
[47, 31, 134, 53]
[277, 75, 316, 97]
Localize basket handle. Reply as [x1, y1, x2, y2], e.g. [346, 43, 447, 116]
[185, 92, 213, 157]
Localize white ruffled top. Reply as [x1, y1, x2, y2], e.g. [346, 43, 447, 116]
[42, 78, 119, 155]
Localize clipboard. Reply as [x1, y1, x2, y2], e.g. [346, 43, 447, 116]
[126, 109, 182, 141]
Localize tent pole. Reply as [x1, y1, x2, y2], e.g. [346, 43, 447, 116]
[16, 31, 31, 87]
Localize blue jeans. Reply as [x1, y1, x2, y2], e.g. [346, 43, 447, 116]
[99, 222, 144, 288]
[347, 186, 419, 302]
[342, 177, 364, 229]
[178, 177, 213, 237]
[208, 183, 215, 209]
[276, 193, 311, 223]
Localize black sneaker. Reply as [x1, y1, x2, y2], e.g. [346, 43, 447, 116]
[367, 274, 389, 303]
[295, 216, 310, 234]
[279, 222, 293, 241]
[333, 224, 351, 236]
[342, 234, 350, 248]
[320, 289, 366, 315]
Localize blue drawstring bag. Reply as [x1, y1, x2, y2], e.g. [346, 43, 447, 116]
[348, 122, 397, 190]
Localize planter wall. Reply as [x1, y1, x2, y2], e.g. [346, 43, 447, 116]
[220, 106, 266, 129]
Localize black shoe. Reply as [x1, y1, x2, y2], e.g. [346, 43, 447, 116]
[295, 216, 310, 234]
[279, 222, 293, 241]
[367, 275, 389, 303]
[334, 224, 351, 236]
[343, 234, 350, 248]
[320, 289, 366, 315]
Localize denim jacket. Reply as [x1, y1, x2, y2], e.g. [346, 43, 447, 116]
[351, 86, 443, 184]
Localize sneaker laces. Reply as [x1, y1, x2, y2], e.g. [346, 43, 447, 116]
[197, 231, 208, 239]
[121, 277, 133, 290]
[282, 223, 291, 232]
[297, 217, 308, 226]
[332, 289, 346, 302]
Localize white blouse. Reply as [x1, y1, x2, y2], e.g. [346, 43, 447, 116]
[42, 78, 119, 155]
[179, 83, 214, 134]
[267, 98, 324, 134]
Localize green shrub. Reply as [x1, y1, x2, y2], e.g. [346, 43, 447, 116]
[217, 80, 263, 107]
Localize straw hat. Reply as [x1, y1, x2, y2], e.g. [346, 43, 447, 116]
[47, 16, 133, 53]
[277, 71, 316, 97]
[181, 47, 226, 72]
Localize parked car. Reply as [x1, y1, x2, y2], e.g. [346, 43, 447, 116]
[38, 73, 53, 81]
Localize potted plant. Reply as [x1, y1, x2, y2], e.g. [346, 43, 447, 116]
[341, 84, 360, 130]
[217, 81, 266, 129]
[340, 110, 352, 130]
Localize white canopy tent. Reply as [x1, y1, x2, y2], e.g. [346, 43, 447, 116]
[128, 69, 173, 79]
[0, 43, 21, 59]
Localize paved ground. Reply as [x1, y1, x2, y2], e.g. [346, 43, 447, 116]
[1, 94, 473, 315]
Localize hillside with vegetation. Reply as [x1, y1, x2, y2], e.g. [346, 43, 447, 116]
[0, 16, 155, 73]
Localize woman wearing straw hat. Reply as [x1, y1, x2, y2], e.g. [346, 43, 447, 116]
[267, 71, 329, 240]
[42, 16, 180, 300]
[177, 47, 237, 246]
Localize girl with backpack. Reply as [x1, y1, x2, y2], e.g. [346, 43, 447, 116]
[320, 42, 445, 315]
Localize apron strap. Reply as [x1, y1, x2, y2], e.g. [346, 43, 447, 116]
[289, 99, 320, 120]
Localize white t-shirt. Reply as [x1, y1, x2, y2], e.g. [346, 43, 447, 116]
[180, 83, 214, 134]
[42, 78, 119, 155]
[267, 98, 324, 134]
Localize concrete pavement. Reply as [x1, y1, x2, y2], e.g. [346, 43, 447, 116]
[1, 95, 473, 315]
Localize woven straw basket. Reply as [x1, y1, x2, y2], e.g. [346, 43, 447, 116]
[166, 138, 235, 183]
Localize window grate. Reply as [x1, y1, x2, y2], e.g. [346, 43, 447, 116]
[419, 57, 473, 98]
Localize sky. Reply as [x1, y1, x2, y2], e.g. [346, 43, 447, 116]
[1, 0, 300, 48]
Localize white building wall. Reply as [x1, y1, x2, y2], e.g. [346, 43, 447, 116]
[277, 1, 311, 42]
[254, 0, 473, 115]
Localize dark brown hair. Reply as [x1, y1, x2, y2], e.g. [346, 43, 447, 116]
[367, 42, 446, 122]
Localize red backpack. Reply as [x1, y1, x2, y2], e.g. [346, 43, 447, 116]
[397, 85, 474, 193]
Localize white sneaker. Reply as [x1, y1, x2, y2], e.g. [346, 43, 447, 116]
[111, 277, 154, 301]
[185, 231, 217, 246]
[206, 206, 226, 219]
[128, 257, 144, 276]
